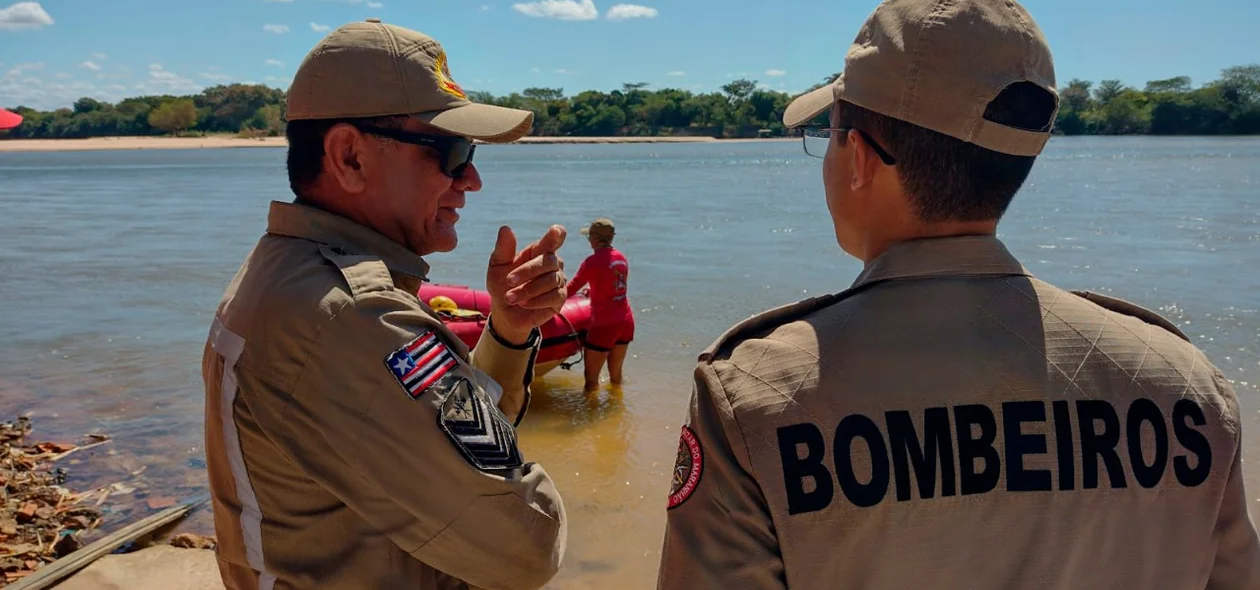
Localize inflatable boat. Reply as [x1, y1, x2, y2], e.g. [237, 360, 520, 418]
[417, 283, 592, 379]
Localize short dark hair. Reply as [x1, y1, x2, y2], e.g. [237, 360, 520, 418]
[838, 82, 1057, 223]
[284, 115, 407, 197]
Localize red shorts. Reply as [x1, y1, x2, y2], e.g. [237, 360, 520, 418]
[584, 316, 635, 352]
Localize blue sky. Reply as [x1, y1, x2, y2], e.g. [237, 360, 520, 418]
[1, 0, 1257, 110]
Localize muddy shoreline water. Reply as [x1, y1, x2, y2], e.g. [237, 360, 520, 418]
[0, 409, 219, 588]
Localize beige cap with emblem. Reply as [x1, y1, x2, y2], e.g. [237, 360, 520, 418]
[783, 0, 1059, 157]
[579, 218, 615, 242]
[286, 18, 533, 142]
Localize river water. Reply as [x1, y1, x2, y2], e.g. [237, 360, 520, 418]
[1, 137, 1258, 587]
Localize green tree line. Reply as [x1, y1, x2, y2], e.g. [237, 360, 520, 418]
[1053, 65, 1260, 135]
[3, 64, 1257, 140]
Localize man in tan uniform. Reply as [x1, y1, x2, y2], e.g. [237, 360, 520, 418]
[658, 0, 1260, 588]
[202, 19, 567, 590]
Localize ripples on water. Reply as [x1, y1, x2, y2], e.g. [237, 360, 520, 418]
[1, 136, 1258, 588]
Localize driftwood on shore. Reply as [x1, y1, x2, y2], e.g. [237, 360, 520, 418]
[0, 417, 112, 586]
[6, 493, 207, 590]
[0, 415, 218, 589]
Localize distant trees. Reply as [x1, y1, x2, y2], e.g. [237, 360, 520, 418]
[1053, 65, 1260, 136]
[3, 65, 1258, 140]
[148, 99, 199, 135]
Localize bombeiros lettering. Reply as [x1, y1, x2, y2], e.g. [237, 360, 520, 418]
[778, 398, 1214, 515]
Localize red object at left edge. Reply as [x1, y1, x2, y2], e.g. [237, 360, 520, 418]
[0, 108, 24, 130]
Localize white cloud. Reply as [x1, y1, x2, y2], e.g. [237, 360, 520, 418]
[367, 0, 383, 6]
[92, 52, 107, 60]
[80, 61, 101, 72]
[265, 58, 284, 67]
[0, 62, 131, 110]
[666, 70, 684, 77]
[145, 63, 200, 93]
[54, 72, 70, 79]
[530, 67, 540, 73]
[263, 24, 289, 34]
[201, 72, 231, 81]
[6, 61, 44, 78]
[0, 2, 54, 31]
[554, 68, 571, 74]
[765, 68, 786, 77]
[310, 22, 330, 32]
[606, 4, 656, 20]
[479, 4, 490, 11]
[512, 0, 596, 20]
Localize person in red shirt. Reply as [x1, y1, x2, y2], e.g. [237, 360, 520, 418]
[568, 218, 634, 393]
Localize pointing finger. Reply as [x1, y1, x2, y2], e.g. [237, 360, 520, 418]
[507, 252, 561, 287]
[512, 225, 567, 267]
[536, 225, 567, 254]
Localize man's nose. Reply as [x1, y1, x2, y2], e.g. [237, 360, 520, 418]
[454, 162, 483, 192]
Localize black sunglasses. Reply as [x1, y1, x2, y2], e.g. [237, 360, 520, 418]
[355, 125, 476, 178]
[798, 125, 896, 166]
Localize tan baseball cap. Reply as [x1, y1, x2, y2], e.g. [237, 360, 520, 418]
[286, 18, 533, 142]
[579, 218, 615, 241]
[783, 0, 1058, 157]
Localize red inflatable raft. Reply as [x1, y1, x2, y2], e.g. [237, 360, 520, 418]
[417, 283, 591, 379]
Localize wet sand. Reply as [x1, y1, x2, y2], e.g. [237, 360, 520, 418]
[0, 135, 793, 153]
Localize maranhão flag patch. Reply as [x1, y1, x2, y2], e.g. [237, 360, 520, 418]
[386, 330, 459, 400]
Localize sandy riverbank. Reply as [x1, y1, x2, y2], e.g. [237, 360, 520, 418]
[0, 135, 794, 153]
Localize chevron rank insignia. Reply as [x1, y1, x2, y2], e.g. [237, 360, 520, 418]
[438, 376, 523, 471]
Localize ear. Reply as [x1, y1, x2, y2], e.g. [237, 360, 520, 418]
[322, 123, 371, 194]
[848, 129, 879, 190]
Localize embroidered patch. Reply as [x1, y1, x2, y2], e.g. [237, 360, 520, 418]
[433, 51, 467, 99]
[438, 376, 523, 471]
[385, 330, 459, 400]
[668, 426, 703, 509]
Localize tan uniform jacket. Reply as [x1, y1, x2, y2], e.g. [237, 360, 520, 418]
[658, 236, 1260, 589]
[202, 201, 566, 590]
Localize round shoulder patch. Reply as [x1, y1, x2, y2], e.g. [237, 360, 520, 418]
[668, 426, 703, 509]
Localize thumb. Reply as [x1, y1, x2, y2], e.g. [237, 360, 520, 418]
[489, 225, 517, 266]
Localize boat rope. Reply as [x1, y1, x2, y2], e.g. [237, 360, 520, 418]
[555, 309, 585, 370]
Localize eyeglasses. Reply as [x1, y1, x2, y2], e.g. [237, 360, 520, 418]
[798, 125, 896, 165]
[355, 125, 477, 178]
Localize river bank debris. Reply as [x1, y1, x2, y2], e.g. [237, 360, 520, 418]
[0, 417, 111, 586]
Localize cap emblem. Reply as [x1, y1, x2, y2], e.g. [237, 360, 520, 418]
[433, 51, 467, 100]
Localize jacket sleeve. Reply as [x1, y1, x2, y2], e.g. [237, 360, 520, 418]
[468, 314, 539, 425]
[657, 361, 786, 589]
[1207, 372, 1260, 589]
[261, 288, 566, 590]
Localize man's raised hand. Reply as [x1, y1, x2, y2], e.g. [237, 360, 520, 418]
[486, 224, 568, 345]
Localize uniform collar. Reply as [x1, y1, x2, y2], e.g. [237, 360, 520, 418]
[851, 235, 1030, 289]
[265, 200, 431, 281]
